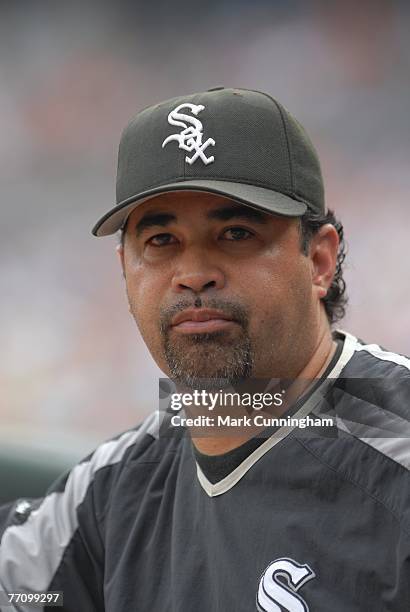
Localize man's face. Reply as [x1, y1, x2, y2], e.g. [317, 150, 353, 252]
[119, 191, 321, 387]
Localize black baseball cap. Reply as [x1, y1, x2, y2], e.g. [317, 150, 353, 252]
[92, 87, 325, 237]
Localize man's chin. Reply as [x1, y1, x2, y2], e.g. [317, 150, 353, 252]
[168, 329, 235, 344]
[172, 374, 243, 392]
[163, 334, 253, 391]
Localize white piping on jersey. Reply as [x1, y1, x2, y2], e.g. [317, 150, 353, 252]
[353, 338, 410, 371]
[331, 335, 410, 472]
[196, 330, 357, 497]
[336, 417, 410, 470]
[0, 411, 160, 598]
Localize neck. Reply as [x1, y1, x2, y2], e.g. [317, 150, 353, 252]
[190, 320, 337, 456]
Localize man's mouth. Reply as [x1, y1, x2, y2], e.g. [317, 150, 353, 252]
[170, 308, 239, 334]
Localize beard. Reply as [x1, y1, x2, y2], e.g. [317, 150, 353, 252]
[159, 298, 254, 391]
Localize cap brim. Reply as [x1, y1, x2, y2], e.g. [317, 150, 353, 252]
[91, 180, 307, 236]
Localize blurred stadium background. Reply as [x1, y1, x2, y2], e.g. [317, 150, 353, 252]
[1, 0, 409, 499]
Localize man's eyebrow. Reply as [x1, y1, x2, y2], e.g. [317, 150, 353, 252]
[207, 204, 269, 224]
[135, 203, 269, 236]
[135, 212, 177, 236]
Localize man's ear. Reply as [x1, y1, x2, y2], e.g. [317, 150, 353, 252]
[309, 224, 339, 299]
[116, 243, 126, 279]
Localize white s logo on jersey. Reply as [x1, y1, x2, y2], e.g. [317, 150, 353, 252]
[162, 103, 215, 165]
[256, 557, 316, 612]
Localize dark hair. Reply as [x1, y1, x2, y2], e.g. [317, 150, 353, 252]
[119, 207, 348, 324]
[299, 208, 347, 324]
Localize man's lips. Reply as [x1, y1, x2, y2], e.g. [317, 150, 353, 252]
[170, 309, 238, 334]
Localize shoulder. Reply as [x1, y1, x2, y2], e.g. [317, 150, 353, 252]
[0, 411, 182, 592]
[336, 329, 410, 380]
[0, 411, 181, 545]
[45, 410, 182, 513]
[301, 330, 410, 534]
[331, 330, 410, 425]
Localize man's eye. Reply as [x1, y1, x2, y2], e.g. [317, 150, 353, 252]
[147, 233, 177, 247]
[223, 227, 253, 241]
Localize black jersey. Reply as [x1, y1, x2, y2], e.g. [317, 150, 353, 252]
[1, 330, 409, 611]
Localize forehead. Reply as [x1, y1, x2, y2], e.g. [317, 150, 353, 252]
[126, 190, 274, 228]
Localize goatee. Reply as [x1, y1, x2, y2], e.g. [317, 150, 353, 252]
[160, 298, 253, 391]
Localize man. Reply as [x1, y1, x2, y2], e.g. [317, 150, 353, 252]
[0, 88, 409, 611]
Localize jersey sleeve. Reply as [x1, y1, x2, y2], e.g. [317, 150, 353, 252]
[0, 415, 159, 612]
[0, 465, 105, 612]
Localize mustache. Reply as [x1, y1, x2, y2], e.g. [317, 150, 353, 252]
[159, 297, 249, 334]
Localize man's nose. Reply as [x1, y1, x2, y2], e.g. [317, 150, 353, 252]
[171, 251, 225, 294]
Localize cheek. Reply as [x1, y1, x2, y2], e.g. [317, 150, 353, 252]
[124, 262, 164, 342]
[244, 255, 312, 331]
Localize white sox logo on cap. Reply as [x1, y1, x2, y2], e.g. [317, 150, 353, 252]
[162, 102, 215, 166]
